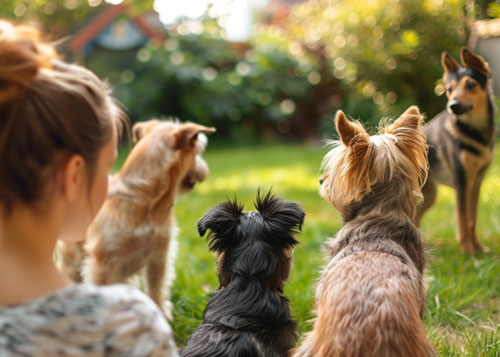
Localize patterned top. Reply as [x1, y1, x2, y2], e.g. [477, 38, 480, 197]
[0, 284, 178, 357]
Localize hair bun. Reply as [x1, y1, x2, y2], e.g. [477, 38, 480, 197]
[0, 20, 57, 103]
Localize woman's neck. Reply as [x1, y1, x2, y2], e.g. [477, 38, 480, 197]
[0, 204, 72, 306]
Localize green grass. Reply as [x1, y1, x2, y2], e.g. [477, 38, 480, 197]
[123, 143, 500, 355]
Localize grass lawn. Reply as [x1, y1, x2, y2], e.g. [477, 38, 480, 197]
[117, 142, 500, 355]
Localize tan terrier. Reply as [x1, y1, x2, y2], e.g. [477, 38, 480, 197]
[293, 107, 436, 356]
[58, 120, 215, 319]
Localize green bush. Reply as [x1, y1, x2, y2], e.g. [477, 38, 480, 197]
[114, 18, 328, 143]
[114, 0, 469, 140]
[275, 0, 467, 127]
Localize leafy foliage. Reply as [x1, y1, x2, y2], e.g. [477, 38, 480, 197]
[114, 0, 471, 139]
[2, 0, 479, 138]
[270, 0, 468, 125]
[114, 18, 330, 142]
[0, 0, 154, 38]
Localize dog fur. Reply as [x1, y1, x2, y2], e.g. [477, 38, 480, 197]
[293, 107, 436, 357]
[58, 119, 215, 319]
[181, 191, 304, 357]
[416, 47, 496, 253]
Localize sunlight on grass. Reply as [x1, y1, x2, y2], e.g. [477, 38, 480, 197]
[421, 166, 500, 250]
[120, 141, 499, 355]
[437, 185, 454, 201]
[482, 173, 500, 204]
[418, 157, 500, 356]
[198, 164, 319, 193]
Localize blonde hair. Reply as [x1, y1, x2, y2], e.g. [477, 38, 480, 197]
[0, 20, 126, 212]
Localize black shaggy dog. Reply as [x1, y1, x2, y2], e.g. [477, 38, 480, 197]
[181, 191, 305, 357]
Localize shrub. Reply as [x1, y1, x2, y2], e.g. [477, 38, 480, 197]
[273, 0, 467, 127]
[115, 0, 469, 140]
[114, 18, 332, 142]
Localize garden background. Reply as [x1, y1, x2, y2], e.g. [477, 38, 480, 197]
[3, 0, 500, 354]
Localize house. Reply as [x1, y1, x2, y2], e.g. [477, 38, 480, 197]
[65, 3, 165, 79]
[470, 19, 500, 96]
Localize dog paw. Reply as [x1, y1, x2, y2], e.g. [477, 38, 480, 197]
[461, 244, 476, 254]
[460, 240, 489, 254]
[163, 301, 174, 321]
[475, 242, 490, 253]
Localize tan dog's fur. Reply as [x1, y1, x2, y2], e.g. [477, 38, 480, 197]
[293, 107, 436, 357]
[58, 120, 215, 319]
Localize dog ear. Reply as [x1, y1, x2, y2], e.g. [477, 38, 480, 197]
[389, 105, 422, 133]
[441, 51, 460, 77]
[335, 110, 368, 147]
[132, 119, 161, 142]
[386, 106, 428, 185]
[255, 190, 303, 247]
[197, 199, 244, 252]
[460, 47, 490, 75]
[176, 123, 216, 150]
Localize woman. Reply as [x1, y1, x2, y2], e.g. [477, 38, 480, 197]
[0, 20, 177, 356]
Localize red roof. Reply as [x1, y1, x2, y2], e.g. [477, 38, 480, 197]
[67, 4, 163, 53]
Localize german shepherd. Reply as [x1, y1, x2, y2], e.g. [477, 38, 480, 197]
[417, 47, 496, 253]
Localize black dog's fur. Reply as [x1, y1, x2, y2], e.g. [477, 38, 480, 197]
[180, 191, 304, 357]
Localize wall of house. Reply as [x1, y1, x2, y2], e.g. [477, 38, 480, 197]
[476, 37, 500, 96]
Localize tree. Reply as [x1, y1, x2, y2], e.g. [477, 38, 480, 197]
[113, 16, 335, 142]
[264, 0, 468, 126]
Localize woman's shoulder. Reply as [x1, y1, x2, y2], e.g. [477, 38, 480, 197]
[77, 283, 160, 309]
[87, 284, 179, 356]
[0, 284, 178, 356]
[1, 283, 160, 319]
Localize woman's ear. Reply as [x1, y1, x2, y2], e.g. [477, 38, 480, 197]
[61, 154, 86, 201]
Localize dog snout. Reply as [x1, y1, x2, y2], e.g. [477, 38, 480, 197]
[193, 155, 210, 182]
[448, 99, 473, 115]
[448, 100, 460, 113]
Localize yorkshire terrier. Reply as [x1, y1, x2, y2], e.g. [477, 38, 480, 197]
[181, 191, 304, 357]
[293, 106, 436, 356]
